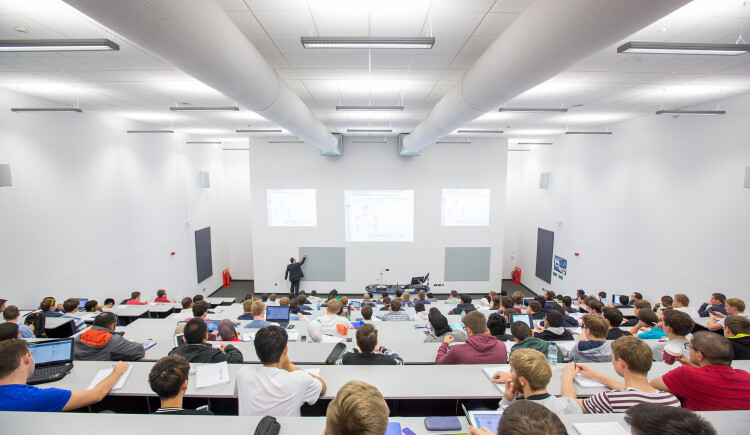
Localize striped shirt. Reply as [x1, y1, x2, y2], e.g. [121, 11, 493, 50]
[380, 311, 412, 321]
[582, 387, 680, 413]
[661, 365, 750, 411]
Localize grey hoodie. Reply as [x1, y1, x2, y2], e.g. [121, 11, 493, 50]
[423, 329, 469, 343]
[73, 325, 145, 361]
[570, 340, 612, 362]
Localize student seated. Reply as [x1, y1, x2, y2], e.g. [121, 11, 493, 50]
[325, 380, 389, 435]
[487, 312, 512, 341]
[698, 292, 727, 317]
[561, 296, 579, 313]
[40, 297, 63, 318]
[629, 292, 644, 305]
[562, 336, 680, 413]
[154, 289, 175, 303]
[509, 322, 563, 363]
[424, 312, 468, 343]
[526, 301, 545, 320]
[74, 312, 145, 361]
[244, 301, 273, 329]
[0, 323, 20, 341]
[415, 290, 431, 304]
[0, 339, 129, 412]
[624, 403, 717, 435]
[411, 303, 428, 322]
[512, 291, 526, 311]
[622, 300, 652, 327]
[602, 307, 632, 340]
[672, 293, 700, 318]
[449, 294, 477, 315]
[148, 355, 212, 415]
[707, 297, 748, 331]
[216, 319, 240, 342]
[238, 299, 254, 320]
[401, 292, 415, 307]
[571, 314, 612, 363]
[378, 297, 392, 311]
[126, 291, 149, 305]
[3, 306, 34, 339]
[724, 315, 750, 360]
[650, 331, 750, 410]
[175, 300, 216, 335]
[335, 324, 403, 365]
[630, 309, 666, 340]
[614, 294, 631, 308]
[598, 291, 607, 303]
[279, 297, 306, 321]
[360, 305, 374, 321]
[180, 297, 193, 311]
[381, 300, 411, 321]
[267, 293, 279, 306]
[236, 325, 326, 416]
[60, 298, 87, 333]
[290, 298, 310, 316]
[534, 309, 574, 341]
[491, 349, 581, 415]
[102, 298, 115, 309]
[573, 289, 586, 304]
[168, 318, 243, 363]
[315, 300, 354, 330]
[469, 400, 567, 435]
[193, 294, 204, 303]
[445, 290, 460, 304]
[587, 300, 604, 315]
[655, 295, 673, 310]
[83, 300, 100, 313]
[651, 310, 693, 361]
[435, 311, 506, 364]
[298, 294, 314, 310]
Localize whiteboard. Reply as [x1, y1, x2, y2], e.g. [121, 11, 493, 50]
[298, 247, 345, 281]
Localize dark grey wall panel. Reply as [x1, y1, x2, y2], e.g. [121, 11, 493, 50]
[535, 228, 554, 284]
[444, 247, 491, 281]
[298, 247, 345, 281]
[195, 227, 213, 283]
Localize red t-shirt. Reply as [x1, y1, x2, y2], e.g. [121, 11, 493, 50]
[154, 297, 171, 303]
[126, 299, 145, 305]
[661, 364, 750, 411]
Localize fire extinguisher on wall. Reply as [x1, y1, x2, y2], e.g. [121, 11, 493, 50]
[222, 269, 232, 287]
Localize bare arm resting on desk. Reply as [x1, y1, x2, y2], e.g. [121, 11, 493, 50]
[62, 361, 129, 411]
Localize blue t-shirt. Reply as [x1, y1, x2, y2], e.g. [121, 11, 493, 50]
[638, 327, 667, 340]
[0, 384, 71, 412]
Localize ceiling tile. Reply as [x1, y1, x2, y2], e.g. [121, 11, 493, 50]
[226, 11, 267, 37]
[473, 12, 517, 38]
[254, 10, 313, 36]
[429, 11, 486, 37]
[216, 0, 249, 12]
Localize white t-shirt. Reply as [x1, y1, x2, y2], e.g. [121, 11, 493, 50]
[675, 307, 701, 318]
[236, 366, 322, 416]
[316, 314, 353, 330]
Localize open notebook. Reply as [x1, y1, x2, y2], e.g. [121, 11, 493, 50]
[88, 365, 133, 391]
[195, 362, 229, 389]
[482, 365, 511, 393]
[574, 373, 606, 388]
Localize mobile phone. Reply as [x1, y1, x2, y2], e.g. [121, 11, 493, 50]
[402, 428, 416, 435]
[346, 337, 352, 342]
[287, 324, 295, 329]
[300, 335, 307, 342]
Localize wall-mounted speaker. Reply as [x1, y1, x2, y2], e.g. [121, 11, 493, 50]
[0, 164, 11, 187]
[200, 171, 210, 188]
[539, 172, 550, 190]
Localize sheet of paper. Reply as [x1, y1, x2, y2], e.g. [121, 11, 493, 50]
[242, 333, 255, 341]
[195, 362, 229, 389]
[321, 334, 343, 343]
[574, 373, 606, 388]
[574, 422, 629, 435]
[287, 331, 300, 341]
[87, 364, 133, 391]
[482, 365, 511, 393]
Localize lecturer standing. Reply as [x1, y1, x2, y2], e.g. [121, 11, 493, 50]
[285, 254, 306, 297]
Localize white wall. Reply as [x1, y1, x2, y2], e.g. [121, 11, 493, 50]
[0, 88, 229, 309]
[506, 92, 750, 306]
[223, 148, 253, 279]
[249, 137, 508, 295]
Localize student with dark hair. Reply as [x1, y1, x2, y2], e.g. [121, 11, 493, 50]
[630, 309, 666, 340]
[193, 294, 204, 303]
[154, 289, 175, 303]
[335, 324, 403, 365]
[698, 292, 727, 317]
[487, 312, 512, 341]
[40, 297, 63, 318]
[548, 305, 579, 327]
[535, 310, 574, 341]
[622, 300, 653, 327]
[629, 292, 643, 305]
[74, 312, 144, 361]
[381, 300, 410, 321]
[3, 306, 33, 338]
[168, 318, 243, 363]
[723, 315, 750, 360]
[449, 294, 476, 314]
[509, 321, 563, 363]
[126, 291, 149, 305]
[0, 323, 20, 341]
[411, 302, 429, 322]
[379, 296, 391, 311]
[656, 295, 673, 310]
[526, 301, 545, 320]
[424, 312, 468, 343]
[435, 311, 506, 364]
[651, 310, 694, 361]
[285, 254, 307, 296]
[102, 298, 115, 308]
[445, 290, 460, 304]
[615, 295, 631, 308]
[469, 400, 567, 435]
[180, 297, 193, 310]
[84, 300, 99, 312]
[573, 289, 586, 303]
[571, 314, 612, 362]
[61, 298, 87, 333]
[561, 296, 578, 313]
[149, 355, 212, 415]
[598, 291, 607, 302]
[602, 307, 632, 340]
[587, 300, 604, 315]
[0, 338, 129, 412]
[236, 325, 325, 416]
[651, 331, 750, 410]
[625, 403, 717, 435]
[360, 305, 373, 321]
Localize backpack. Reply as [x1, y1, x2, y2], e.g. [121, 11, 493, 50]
[24, 311, 46, 338]
[254, 416, 280, 435]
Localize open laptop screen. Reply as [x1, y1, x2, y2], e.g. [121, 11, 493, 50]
[509, 313, 533, 329]
[77, 299, 88, 309]
[266, 306, 291, 322]
[29, 339, 73, 366]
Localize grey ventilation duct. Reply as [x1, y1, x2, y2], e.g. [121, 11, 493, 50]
[402, 0, 690, 153]
[62, 0, 339, 153]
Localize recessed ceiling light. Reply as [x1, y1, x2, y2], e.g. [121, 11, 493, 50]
[456, 129, 503, 134]
[0, 38, 119, 52]
[336, 105, 404, 111]
[655, 109, 726, 115]
[618, 41, 750, 56]
[11, 107, 82, 113]
[498, 107, 568, 113]
[347, 128, 393, 133]
[170, 106, 239, 112]
[301, 36, 435, 49]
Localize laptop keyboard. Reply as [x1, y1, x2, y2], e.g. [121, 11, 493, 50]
[30, 364, 72, 382]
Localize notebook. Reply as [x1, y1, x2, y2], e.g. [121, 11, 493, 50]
[287, 331, 300, 341]
[482, 365, 511, 393]
[574, 373, 606, 388]
[573, 422, 629, 435]
[241, 333, 255, 341]
[88, 364, 133, 391]
[195, 362, 229, 389]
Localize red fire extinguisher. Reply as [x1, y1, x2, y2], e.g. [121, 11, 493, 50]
[222, 269, 232, 287]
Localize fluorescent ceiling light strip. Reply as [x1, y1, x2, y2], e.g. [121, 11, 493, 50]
[301, 36, 435, 49]
[508, 149, 531, 152]
[617, 41, 750, 56]
[499, 107, 568, 113]
[11, 107, 82, 113]
[170, 106, 239, 112]
[565, 131, 612, 135]
[336, 105, 404, 111]
[236, 129, 283, 133]
[268, 140, 304, 143]
[518, 142, 553, 145]
[347, 129, 392, 133]
[127, 130, 174, 133]
[0, 38, 119, 52]
[352, 139, 388, 143]
[436, 140, 471, 144]
[456, 129, 503, 134]
[655, 109, 726, 115]
[186, 141, 221, 144]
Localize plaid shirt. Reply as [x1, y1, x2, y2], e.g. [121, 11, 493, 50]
[381, 311, 412, 322]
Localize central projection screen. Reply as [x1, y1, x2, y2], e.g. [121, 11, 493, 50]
[267, 189, 317, 227]
[441, 188, 490, 226]
[344, 190, 414, 242]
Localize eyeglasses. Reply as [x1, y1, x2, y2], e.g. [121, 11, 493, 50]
[686, 343, 699, 352]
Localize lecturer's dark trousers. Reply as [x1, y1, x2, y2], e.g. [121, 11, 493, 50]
[290, 280, 300, 296]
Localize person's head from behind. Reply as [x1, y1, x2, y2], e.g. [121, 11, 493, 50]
[576, 289, 585, 298]
[355, 324, 379, 354]
[148, 355, 190, 400]
[512, 291, 524, 305]
[3, 305, 20, 322]
[40, 297, 55, 312]
[602, 307, 624, 328]
[637, 309, 659, 327]
[633, 299, 651, 314]
[673, 293, 690, 308]
[414, 303, 425, 315]
[62, 298, 79, 314]
[326, 299, 342, 315]
[619, 295, 630, 306]
[660, 295, 673, 308]
[0, 339, 33, 380]
[487, 312, 506, 336]
[662, 309, 694, 338]
[610, 336, 652, 377]
[625, 403, 716, 435]
[417, 290, 426, 300]
[290, 257, 296, 264]
[103, 298, 115, 308]
[724, 315, 750, 338]
[298, 294, 308, 305]
[310, 290, 317, 297]
[450, 290, 458, 298]
[251, 301, 265, 318]
[429, 312, 451, 336]
[381, 297, 391, 307]
[279, 297, 290, 307]
[598, 291, 606, 300]
[462, 311, 487, 336]
[180, 297, 192, 309]
[0, 323, 20, 341]
[631, 292, 643, 301]
[510, 321, 532, 342]
[380, 291, 388, 299]
[261, 293, 269, 302]
[533, 295, 546, 307]
[0, 299, 5, 312]
[242, 299, 253, 314]
[394, 289, 402, 298]
[528, 301, 542, 314]
[269, 293, 277, 302]
[497, 400, 567, 435]
[325, 380, 389, 435]
[157, 289, 167, 299]
[500, 296, 515, 311]
[254, 325, 288, 365]
[93, 312, 118, 331]
[84, 300, 99, 312]
[389, 300, 401, 312]
[561, 296, 573, 308]
[588, 300, 604, 314]
[339, 296, 348, 308]
[217, 319, 236, 341]
[361, 305, 373, 320]
[183, 318, 209, 344]
[689, 331, 734, 367]
[726, 298, 746, 315]
[403, 292, 411, 301]
[131, 291, 141, 301]
[509, 349, 552, 394]
[192, 300, 210, 318]
[491, 295, 501, 309]
[582, 314, 609, 340]
[544, 309, 564, 328]
[193, 294, 204, 303]
[460, 294, 472, 304]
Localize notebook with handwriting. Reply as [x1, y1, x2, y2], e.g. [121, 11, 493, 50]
[195, 362, 229, 389]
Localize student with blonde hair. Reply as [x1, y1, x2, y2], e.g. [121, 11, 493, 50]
[325, 380, 389, 435]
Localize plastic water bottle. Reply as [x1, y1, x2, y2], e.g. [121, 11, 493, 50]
[461, 309, 466, 317]
[317, 300, 321, 310]
[548, 342, 558, 367]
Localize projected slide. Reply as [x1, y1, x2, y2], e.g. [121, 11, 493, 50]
[345, 190, 414, 242]
[441, 188, 491, 226]
[267, 189, 317, 227]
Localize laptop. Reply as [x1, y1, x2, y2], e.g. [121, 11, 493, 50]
[27, 338, 74, 385]
[523, 298, 534, 306]
[508, 313, 534, 329]
[77, 298, 88, 311]
[266, 306, 291, 328]
[349, 301, 361, 309]
[174, 333, 185, 347]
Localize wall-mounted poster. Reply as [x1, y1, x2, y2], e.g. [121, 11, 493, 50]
[553, 255, 567, 280]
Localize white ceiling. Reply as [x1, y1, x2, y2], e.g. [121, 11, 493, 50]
[1, 0, 750, 145]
